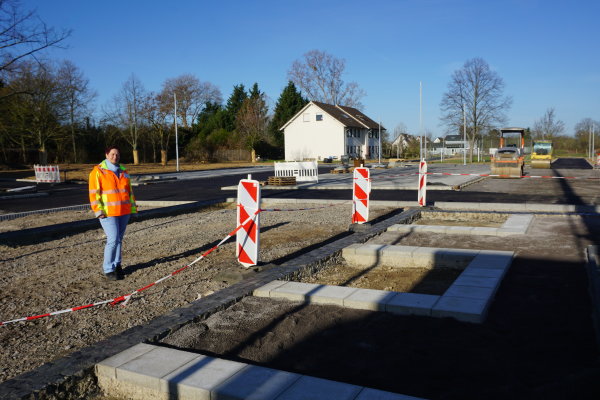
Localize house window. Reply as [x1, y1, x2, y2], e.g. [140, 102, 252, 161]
[303, 113, 310, 122]
[346, 129, 351, 137]
[316, 114, 323, 121]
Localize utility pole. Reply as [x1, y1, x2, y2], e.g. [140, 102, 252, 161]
[174, 93, 179, 172]
[378, 120, 381, 164]
[463, 103, 466, 166]
[419, 82, 423, 161]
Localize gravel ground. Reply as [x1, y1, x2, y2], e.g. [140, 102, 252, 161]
[0, 203, 394, 383]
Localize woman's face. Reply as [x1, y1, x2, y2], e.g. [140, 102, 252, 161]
[106, 149, 120, 164]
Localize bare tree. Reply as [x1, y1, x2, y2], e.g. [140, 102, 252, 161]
[161, 74, 222, 128]
[288, 49, 365, 109]
[141, 91, 171, 165]
[533, 108, 564, 139]
[104, 74, 146, 164]
[56, 60, 96, 162]
[440, 58, 511, 160]
[236, 92, 268, 162]
[0, 0, 70, 76]
[5, 61, 65, 163]
[573, 117, 598, 155]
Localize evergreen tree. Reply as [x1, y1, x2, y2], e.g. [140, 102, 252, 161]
[268, 81, 308, 148]
[225, 84, 247, 131]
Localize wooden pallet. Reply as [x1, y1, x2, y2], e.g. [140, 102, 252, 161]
[330, 168, 349, 174]
[267, 176, 297, 186]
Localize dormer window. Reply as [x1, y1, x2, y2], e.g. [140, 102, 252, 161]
[316, 114, 323, 121]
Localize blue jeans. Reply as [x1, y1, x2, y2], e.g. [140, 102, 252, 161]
[99, 214, 130, 274]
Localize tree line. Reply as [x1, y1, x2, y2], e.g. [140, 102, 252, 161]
[1, 0, 596, 167]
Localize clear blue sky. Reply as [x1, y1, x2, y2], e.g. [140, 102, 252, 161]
[27, 0, 600, 137]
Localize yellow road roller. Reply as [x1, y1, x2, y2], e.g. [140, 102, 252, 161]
[531, 140, 553, 169]
[490, 127, 525, 178]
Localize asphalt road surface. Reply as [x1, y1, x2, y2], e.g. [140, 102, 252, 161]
[0, 159, 598, 214]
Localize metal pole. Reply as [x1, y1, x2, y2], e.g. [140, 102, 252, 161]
[419, 82, 423, 161]
[378, 120, 381, 164]
[592, 123, 596, 160]
[174, 93, 179, 172]
[463, 104, 466, 166]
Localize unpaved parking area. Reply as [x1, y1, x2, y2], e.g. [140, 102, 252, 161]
[0, 203, 394, 383]
[160, 214, 600, 399]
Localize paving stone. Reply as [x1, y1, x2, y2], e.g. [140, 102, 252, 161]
[385, 293, 440, 316]
[355, 244, 389, 255]
[341, 243, 362, 256]
[343, 288, 397, 311]
[160, 356, 247, 399]
[116, 346, 201, 391]
[270, 281, 322, 301]
[96, 343, 156, 379]
[444, 284, 495, 300]
[379, 245, 418, 268]
[437, 249, 479, 269]
[275, 375, 363, 400]
[478, 202, 526, 212]
[213, 364, 301, 400]
[445, 226, 475, 235]
[431, 296, 489, 323]
[469, 254, 512, 270]
[410, 247, 441, 268]
[496, 228, 526, 236]
[471, 226, 499, 236]
[253, 280, 287, 297]
[356, 387, 426, 400]
[461, 267, 505, 279]
[419, 224, 451, 233]
[452, 275, 502, 289]
[308, 285, 359, 306]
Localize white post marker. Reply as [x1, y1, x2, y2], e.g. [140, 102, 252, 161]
[418, 159, 427, 207]
[352, 166, 371, 224]
[34, 165, 61, 183]
[236, 175, 261, 268]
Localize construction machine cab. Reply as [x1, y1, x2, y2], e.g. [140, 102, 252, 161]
[491, 127, 526, 178]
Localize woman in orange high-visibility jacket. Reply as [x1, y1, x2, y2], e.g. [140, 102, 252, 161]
[89, 146, 137, 281]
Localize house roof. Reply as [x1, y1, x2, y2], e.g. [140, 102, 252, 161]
[280, 101, 385, 131]
[445, 134, 465, 141]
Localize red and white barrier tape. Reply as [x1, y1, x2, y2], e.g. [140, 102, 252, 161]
[0, 209, 261, 326]
[260, 202, 348, 212]
[379, 171, 600, 180]
[0, 202, 354, 326]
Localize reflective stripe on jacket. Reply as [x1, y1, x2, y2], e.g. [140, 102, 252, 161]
[89, 160, 137, 217]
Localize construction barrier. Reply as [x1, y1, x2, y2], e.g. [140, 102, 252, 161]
[275, 161, 319, 182]
[34, 165, 60, 183]
[352, 166, 371, 224]
[418, 159, 427, 206]
[236, 176, 261, 268]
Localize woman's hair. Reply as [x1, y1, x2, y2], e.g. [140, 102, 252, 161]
[104, 145, 121, 155]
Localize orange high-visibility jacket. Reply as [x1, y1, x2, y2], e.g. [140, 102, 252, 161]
[89, 160, 137, 217]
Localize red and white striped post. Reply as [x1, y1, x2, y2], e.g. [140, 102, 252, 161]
[352, 166, 371, 224]
[418, 159, 427, 206]
[236, 175, 261, 268]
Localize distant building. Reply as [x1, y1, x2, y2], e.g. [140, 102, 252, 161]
[430, 134, 469, 156]
[281, 101, 385, 161]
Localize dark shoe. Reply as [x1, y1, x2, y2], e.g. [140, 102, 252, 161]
[105, 271, 119, 281]
[115, 264, 124, 279]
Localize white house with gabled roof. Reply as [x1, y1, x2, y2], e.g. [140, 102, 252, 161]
[281, 101, 385, 161]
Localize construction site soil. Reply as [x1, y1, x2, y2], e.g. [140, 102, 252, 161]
[160, 214, 600, 400]
[1, 159, 600, 399]
[0, 203, 395, 384]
